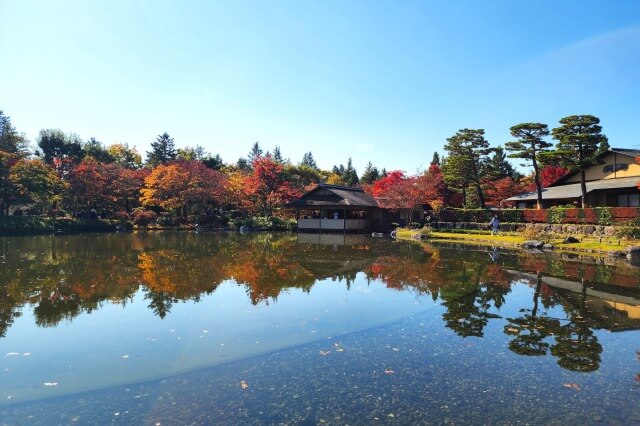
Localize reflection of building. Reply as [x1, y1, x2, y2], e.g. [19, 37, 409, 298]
[509, 270, 640, 332]
[507, 149, 640, 208]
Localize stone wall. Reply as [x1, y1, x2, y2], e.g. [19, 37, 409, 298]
[431, 221, 621, 236]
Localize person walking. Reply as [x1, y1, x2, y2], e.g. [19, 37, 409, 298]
[489, 214, 500, 235]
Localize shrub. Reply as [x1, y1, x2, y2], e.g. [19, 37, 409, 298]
[156, 215, 176, 226]
[583, 208, 597, 224]
[593, 207, 613, 226]
[611, 207, 639, 224]
[523, 209, 548, 223]
[132, 209, 158, 226]
[112, 211, 131, 221]
[614, 226, 640, 239]
[500, 209, 523, 223]
[562, 208, 579, 224]
[547, 207, 566, 224]
[409, 221, 422, 229]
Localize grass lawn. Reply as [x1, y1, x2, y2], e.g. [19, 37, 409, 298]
[396, 228, 637, 254]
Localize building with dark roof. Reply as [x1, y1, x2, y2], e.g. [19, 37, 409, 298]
[507, 148, 640, 208]
[287, 184, 380, 232]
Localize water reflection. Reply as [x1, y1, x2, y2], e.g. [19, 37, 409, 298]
[1, 232, 639, 376]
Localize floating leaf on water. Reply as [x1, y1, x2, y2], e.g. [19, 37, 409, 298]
[384, 369, 395, 375]
[23, 352, 31, 356]
[5, 352, 19, 357]
[319, 350, 330, 356]
[201, 330, 208, 333]
[44, 382, 58, 387]
[562, 383, 581, 391]
[240, 380, 249, 390]
[7, 395, 14, 399]
[122, 355, 130, 359]
[392, 347, 399, 352]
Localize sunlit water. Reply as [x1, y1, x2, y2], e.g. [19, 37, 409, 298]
[1, 232, 639, 424]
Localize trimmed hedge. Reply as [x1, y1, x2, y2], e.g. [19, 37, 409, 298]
[0, 216, 132, 236]
[437, 207, 640, 226]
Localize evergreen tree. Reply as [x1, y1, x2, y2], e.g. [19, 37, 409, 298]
[83, 138, 115, 163]
[483, 146, 515, 180]
[236, 157, 250, 171]
[360, 161, 380, 184]
[301, 151, 318, 170]
[343, 158, 359, 186]
[273, 146, 284, 163]
[202, 154, 224, 170]
[431, 152, 440, 166]
[146, 132, 177, 167]
[248, 141, 263, 163]
[443, 129, 491, 208]
[596, 137, 611, 156]
[541, 115, 608, 208]
[0, 110, 28, 155]
[505, 122, 552, 209]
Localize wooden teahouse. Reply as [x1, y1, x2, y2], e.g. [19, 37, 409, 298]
[287, 184, 380, 232]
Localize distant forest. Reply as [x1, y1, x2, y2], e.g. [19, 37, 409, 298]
[1, 109, 614, 223]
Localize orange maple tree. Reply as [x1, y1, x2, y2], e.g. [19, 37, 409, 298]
[140, 160, 226, 216]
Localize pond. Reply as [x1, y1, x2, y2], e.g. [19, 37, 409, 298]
[1, 232, 639, 424]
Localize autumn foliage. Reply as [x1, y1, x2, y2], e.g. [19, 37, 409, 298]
[243, 156, 301, 216]
[140, 161, 226, 216]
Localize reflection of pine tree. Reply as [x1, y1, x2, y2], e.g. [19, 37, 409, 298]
[34, 295, 81, 327]
[443, 291, 500, 337]
[504, 273, 561, 356]
[145, 290, 175, 319]
[441, 262, 509, 338]
[0, 303, 20, 338]
[551, 316, 602, 372]
[550, 278, 602, 372]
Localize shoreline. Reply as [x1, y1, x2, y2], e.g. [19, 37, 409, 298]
[395, 228, 638, 259]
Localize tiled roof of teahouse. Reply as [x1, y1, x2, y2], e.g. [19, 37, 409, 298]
[506, 176, 640, 201]
[288, 184, 379, 208]
[550, 148, 640, 186]
[610, 148, 640, 158]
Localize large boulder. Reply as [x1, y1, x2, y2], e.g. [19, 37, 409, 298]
[627, 246, 640, 265]
[563, 236, 580, 244]
[522, 240, 544, 249]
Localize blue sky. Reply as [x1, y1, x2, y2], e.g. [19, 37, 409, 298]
[1, 0, 639, 173]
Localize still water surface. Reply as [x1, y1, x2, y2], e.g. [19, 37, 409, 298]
[1, 232, 639, 424]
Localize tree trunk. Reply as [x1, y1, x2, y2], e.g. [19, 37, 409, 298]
[532, 160, 543, 210]
[475, 183, 485, 209]
[580, 169, 588, 208]
[462, 187, 467, 207]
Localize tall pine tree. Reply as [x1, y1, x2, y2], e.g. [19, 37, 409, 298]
[146, 132, 177, 167]
[360, 161, 380, 184]
[300, 152, 318, 170]
[505, 122, 551, 209]
[542, 115, 608, 208]
[443, 129, 491, 208]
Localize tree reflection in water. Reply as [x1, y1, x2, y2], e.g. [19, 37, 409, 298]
[0, 233, 637, 373]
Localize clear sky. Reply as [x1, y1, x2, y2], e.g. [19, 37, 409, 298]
[1, 0, 639, 173]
